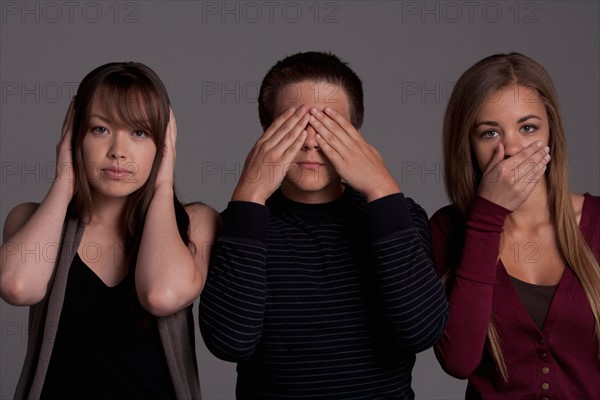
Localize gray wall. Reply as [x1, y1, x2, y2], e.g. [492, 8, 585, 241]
[1, 1, 598, 399]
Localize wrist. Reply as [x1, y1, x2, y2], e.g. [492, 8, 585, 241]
[365, 181, 401, 203]
[153, 184, 174, 198]
[231, 185, 267, 205]
[47, 182, 74, 206]
[52, 167, 75, 192]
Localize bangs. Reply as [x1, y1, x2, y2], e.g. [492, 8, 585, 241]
[92, 78, 162, 139]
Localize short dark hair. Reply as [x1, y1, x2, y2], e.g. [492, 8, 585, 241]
[258, 51, 364, 129]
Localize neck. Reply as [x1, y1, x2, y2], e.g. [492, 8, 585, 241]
[506, 178, 551, 229]
[280, 182, 345, 204]
[88, 195, 127, 229]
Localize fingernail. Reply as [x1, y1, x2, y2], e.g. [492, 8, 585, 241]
[544, 146, 550, 153]
[536, 141, 543, 148]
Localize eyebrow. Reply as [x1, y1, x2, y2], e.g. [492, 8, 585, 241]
[475, 120, 498, 128]
[475, 114, 542, 128]
[89, 114, 111, 122]
[517, 114, 542, 124]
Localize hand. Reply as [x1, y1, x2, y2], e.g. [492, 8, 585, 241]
[155, 107, 177, 191]
[477, 141, 550, 211]
[309, 107, 400, 202]
[54, 98, 76, 199]
[232, 106, 309, 204]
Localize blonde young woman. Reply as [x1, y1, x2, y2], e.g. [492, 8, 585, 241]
[430, 53, 600, 398]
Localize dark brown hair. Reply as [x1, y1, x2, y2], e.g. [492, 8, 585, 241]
[258, 51, 364, 129]
[70, 62, 190, 269]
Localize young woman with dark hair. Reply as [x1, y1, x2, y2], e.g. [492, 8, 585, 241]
[0, 62, 219, 399]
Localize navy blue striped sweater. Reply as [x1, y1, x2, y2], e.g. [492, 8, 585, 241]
[199, 187, 448, 399]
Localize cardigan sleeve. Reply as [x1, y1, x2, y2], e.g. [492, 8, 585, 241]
[365, 193, 449, 353]
[430, 195, 511, 378]
[198, 201, 269, 362]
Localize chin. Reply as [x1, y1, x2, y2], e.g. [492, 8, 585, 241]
[91, 184, 144, 200]
[284, 177, 343, 199]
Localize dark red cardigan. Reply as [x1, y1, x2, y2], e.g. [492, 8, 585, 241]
[430, 194, 600, 399]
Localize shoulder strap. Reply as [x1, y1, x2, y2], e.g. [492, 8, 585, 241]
[14, 217, 84, 399]
[157, 306, 202, 400]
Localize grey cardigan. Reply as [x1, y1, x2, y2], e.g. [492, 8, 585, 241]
[14, 217, 201, 399]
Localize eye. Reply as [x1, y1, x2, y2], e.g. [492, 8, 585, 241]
[481, 130, 499, 139]
[91, 126, 108, 135]
[521, 125, 537, 134]
[133, 130, 149, 138]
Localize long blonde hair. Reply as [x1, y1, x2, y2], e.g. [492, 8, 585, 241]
[442, 53, 600, 381]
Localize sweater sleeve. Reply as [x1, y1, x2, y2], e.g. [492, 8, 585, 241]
[431, 195, 511, 379]
[366, 193, 449, 353]
[198, 201, 269, 362]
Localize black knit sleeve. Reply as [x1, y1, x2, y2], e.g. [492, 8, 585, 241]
[198, 201, 269, 361]
[366, 193, 448, 353]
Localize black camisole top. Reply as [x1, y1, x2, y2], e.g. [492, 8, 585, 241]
[40, 253, 175, 399]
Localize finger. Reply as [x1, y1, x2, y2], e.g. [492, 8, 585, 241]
[271, 113, 310, 155]
[514, 144, 549, 179]
[519, 149, 550, 190]
[502, 141, 545, 169]
[61, 98, 76, 141]
[521, 146, 550, 169]
[309, 108, 354, 148]
[247, 112, 307, 164]
[322, 106, 362, 141]
[315, 133, 344, 165]
[168, 107, 177, 144]
[483, 143, 505, 174]
[524, 163, 548, 192]
[267, 106, 309, 147]
[309, 114, 349, 154]
[281, 130, 307, 162]
[167, 107, 177, 150]
[258, 106, 298, 144]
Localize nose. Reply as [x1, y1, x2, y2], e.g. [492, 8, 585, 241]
[501, 131, 523, 158]
[301, 125, 319, 151]
[108, 133, 127, 160]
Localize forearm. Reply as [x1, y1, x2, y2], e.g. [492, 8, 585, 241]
[0, 183, 72, 305]
[136, 186, 199, 316]
[199, 202, 268, 361]
[369, 194, 448, 352]
[433, 196, 510, 378]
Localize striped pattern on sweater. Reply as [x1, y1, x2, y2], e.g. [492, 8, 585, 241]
[199, 188, 448, 399]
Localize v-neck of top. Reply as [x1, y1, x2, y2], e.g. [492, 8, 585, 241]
[496, 193, 594, 335]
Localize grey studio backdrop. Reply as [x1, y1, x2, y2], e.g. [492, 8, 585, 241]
[1, 1, 598, 399]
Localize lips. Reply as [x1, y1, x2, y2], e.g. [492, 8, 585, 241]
[296, 161, 325, 170]
[102, 165, 133, 180]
